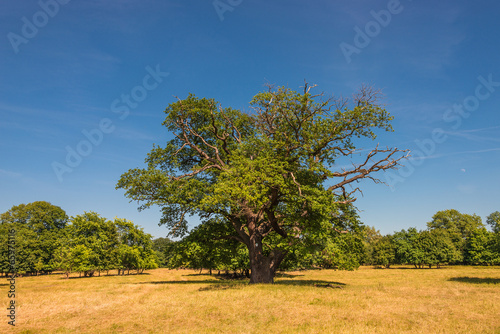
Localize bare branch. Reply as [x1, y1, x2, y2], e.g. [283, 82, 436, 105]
[334, 228, 349, 234]
[174, 142, 188, 155]
[327, 146, 409, 200]
[353, 84, 384, 107]
[290, 172, 303, 197]
[172, 164, 222, 181]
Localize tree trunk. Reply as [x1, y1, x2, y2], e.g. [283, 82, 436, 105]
[250, 257, 274, 283]
[248, 235, 287, 284]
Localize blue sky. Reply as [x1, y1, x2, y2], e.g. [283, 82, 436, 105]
[1, 0, 499, 238]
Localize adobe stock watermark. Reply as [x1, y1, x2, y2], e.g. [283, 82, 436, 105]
[7, 228, 16, 326]
[51, 64, 169, 182]
[384, 74, 500, 190]
[339, 0, 412, 64]
[213, 0, 242, 21]
[7, 0, 72, 54]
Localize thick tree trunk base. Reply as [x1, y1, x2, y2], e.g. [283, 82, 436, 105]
[249, 269, 274, 284]
[248, 246, 287, 284]
[249, 254, 282, 284]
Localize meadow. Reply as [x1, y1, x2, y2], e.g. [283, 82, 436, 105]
[1, 266, 499, 333]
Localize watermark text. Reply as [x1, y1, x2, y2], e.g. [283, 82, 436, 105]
[7, 228, 16, 326]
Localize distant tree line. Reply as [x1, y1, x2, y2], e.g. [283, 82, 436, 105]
[363, 209, 500, 268]
[152, 209, 500, 274]
[0, 201, 158, 277]
[2, 203, 498, 278]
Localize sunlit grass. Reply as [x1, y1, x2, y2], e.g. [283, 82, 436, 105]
[1, 266, 500, 333]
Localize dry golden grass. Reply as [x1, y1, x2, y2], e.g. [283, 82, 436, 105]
[1, 266, 500, 333]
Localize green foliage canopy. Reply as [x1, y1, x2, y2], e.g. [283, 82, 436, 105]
[0, 201, 68, 274]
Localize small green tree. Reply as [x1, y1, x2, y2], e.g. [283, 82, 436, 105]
[115, 218, 158, 274]
[71, 245, 94, 277]
[152, 237, 173, 267]
[427, 209, 484, 262]
[486, 212, 500, 261]
[362, 226, 382, 265]
[117, 245, 141, 275]
[486, 211, 500, 234]
[393, 228, 427, 268]
[53, 245, 73, 278]
[464, 228, 499, 265]
[0, 201, 68, 274]
[418, 229, 460, 268]
[371, 235, 396, 268]
[69, 212, 118, 276]
[0, 223, 12, 275]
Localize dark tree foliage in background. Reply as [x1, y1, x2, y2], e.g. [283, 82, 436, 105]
[0, 202, 158, 277]
[427, 209, 484, 261]
[117, 83, 408, 283]
[152, 237, 173, 267]
[487, 211, 500, 234]
[362, 226, 382, 265]
[363, 209, 500, 268]
[371, 235, 396, 268]
[0, 201, 68, 275]
[165, 218, 249, 276]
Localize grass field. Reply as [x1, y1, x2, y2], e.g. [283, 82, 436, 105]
[1, 266, 499, 333]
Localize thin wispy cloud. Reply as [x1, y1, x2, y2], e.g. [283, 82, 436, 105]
[444, 127, 500, 143]
[410, 147, 500, 162]
[0, 103, 69, 119]
[0, 169, 22, 178]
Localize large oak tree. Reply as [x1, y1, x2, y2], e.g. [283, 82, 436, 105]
[117, 84, 408, 283]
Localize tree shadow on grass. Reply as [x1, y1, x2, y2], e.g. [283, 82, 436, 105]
[199, 283, 247, 291]
[64, 276, 97, 280]
[372, 266, 448, 270]
[61, 272, 152, 280]
[275, 272, 305, 278]
[183, 273, 248, 281]
[134, 279, 248, 291]
[275, 279, 346, 288]
[183, 272, 305, 279]
[132, 278, 346, 290]
[134, 279, 244, 285]
[448, 277, 500, 284]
